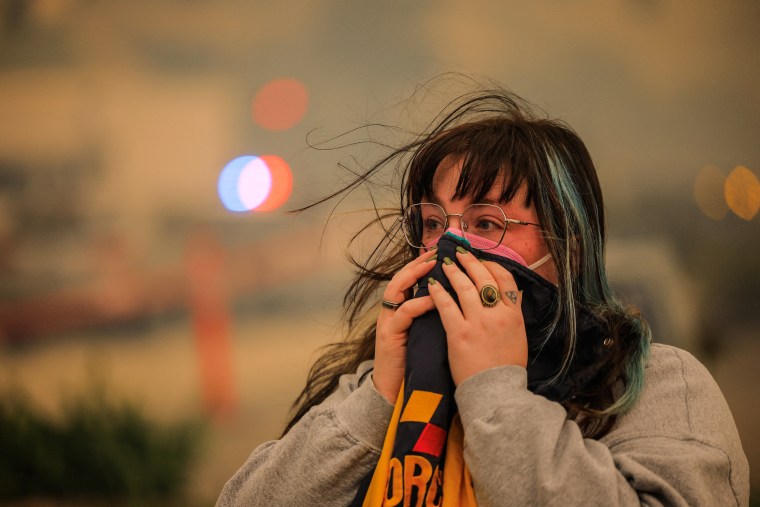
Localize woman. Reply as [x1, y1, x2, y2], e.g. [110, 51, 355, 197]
[217, 85, 748, 506]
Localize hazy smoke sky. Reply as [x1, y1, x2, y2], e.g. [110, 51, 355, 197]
[0, 0, 758, 231]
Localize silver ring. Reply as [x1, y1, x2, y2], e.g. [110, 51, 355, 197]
[479, 285, 500, 307]
[381, 299, 403, 310]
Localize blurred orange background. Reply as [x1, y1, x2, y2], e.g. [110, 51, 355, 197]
[0, 1, 758, 503]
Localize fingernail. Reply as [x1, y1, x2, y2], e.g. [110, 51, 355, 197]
[426, 254, 438, 262]
[428, 277, 437, 285]
[456, 246, 468, 254]
[443, 256, 453, 265]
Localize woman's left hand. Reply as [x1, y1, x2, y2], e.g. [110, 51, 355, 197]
[427, 249, 528, 386]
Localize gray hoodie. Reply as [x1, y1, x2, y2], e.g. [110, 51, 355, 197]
[217, 343, 749, 506]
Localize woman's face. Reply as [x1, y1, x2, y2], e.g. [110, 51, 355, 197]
[429, 155, 558, 284]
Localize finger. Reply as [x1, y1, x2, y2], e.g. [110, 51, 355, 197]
[427, 277, 466, 333]
[381, 295, 436, 332]
[382, 249, 437, 306]
[480, 260, 520, 307]
[440, 255, 496, 317]
[454, 247, 499, 290]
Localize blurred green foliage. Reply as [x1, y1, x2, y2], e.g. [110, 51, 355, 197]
[0, 388, 204, 502]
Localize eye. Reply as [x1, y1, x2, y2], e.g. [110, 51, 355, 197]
[422, 216, 445, 232]
[473, 216, 505, 232]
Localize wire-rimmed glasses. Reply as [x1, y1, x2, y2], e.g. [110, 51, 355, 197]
[401, 203, 541, 250]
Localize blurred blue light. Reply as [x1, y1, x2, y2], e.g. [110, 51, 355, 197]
[218, 156, 255, 212]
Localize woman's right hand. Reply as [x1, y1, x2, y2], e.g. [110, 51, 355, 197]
[372, 248, 438, 403]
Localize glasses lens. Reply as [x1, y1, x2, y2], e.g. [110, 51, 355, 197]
[403, 203, 446, 248]
[461, 204, 507, 248]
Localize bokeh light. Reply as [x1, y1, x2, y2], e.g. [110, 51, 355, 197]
[693, 165, 728, 220]
[252, 78, 309, 131]
[218, 156, 255, 212]
[238, 157, 272, 210]
[255, 155, 293, 212]
[217, 155, 293, 213]
[724, 165, 760, 220]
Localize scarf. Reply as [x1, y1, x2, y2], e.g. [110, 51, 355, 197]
[351, 233, 607, 507]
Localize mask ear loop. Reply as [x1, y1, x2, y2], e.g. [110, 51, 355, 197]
[527, 253, 552, 271]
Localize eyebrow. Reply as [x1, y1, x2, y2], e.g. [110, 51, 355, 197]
[422, 194, 442, 206]
[422, 195, 503, 206]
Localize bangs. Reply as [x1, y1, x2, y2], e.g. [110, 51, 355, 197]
[407, 119, 538, 207]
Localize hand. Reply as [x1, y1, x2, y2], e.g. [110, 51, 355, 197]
[373, 249, 437, 403]
[427, 249, 527, 386]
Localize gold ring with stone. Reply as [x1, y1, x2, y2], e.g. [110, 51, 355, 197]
[479, 285, 500, 307]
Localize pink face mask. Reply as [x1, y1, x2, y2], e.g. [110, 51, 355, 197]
[427, 228, 552, 271]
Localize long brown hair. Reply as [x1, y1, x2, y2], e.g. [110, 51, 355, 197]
[284, 79, 650, 438]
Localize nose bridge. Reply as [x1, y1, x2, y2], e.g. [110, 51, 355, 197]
[446, 212, 465, 230]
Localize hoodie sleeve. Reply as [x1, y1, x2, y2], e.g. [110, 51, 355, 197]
[216, 361, 394, 507]
[454, 344, 749, 507]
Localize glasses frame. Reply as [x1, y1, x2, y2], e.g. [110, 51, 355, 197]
[400, 202, 541, 251]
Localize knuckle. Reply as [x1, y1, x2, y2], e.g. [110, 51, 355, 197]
[499, 267, 516, 282]
[389, 271, 407, 285]
[494, 313, 510, 327]
[454, 329, 471, 342]
[436, 296, 454, 309]
[395, 304, 412, 317]
[460, 284, 478, 296]
[386, 278, 411, 295]
[486, 260, 508, 276]
[498, 310, 523, 327]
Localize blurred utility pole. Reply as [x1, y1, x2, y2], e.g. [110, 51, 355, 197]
[185, 229, 237, 420]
